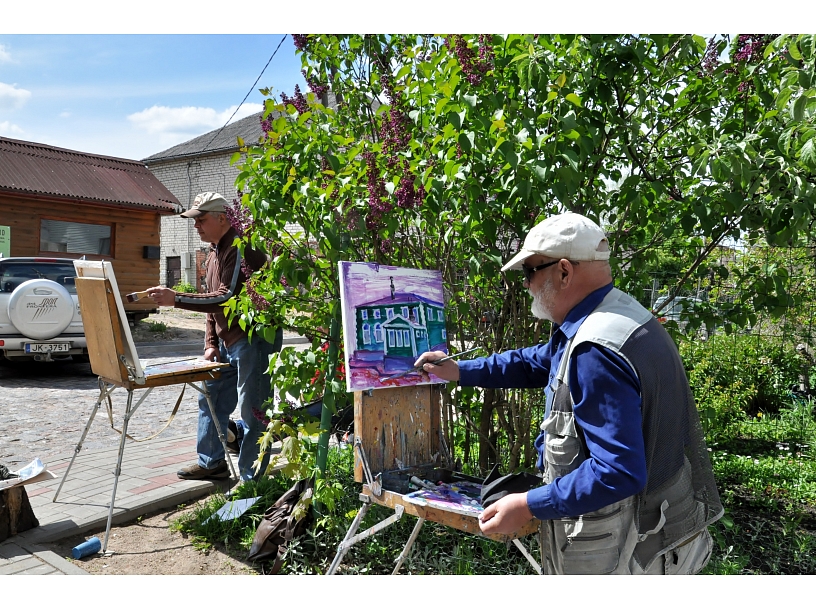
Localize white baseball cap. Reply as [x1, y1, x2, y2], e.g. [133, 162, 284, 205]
[501, 212, 609, 272]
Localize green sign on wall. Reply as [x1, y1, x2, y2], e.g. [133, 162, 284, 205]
[0, 226, 9, 258]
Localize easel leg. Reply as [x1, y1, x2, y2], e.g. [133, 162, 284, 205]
[326, 501, 371, 575]
[512, 538, 543, 575]
[102, 389, 134, 553]
[53, 379, 112, 502]
[188, 381, 238, 481]
[392, 517, 425, 574]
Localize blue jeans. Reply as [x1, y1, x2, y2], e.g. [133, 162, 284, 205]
[197, 329, 283, 481]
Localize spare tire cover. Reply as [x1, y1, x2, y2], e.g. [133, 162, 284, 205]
[7, 279, 74, 340]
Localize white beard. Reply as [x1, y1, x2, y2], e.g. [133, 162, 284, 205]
[530, 276, 556, 321]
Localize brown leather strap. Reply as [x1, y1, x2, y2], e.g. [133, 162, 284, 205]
[106, 384, 186, 442]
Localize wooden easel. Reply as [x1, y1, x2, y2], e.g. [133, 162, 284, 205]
[53, 261, 234, 553]
[326, 385, 541, 574]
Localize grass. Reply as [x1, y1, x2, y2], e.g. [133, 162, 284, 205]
[146, 320, 167, 333]
[173, 398, 816, 575]
[703, 398, 816, 574]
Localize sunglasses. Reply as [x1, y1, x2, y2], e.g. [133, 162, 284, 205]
[521, 260, 558, 282]
[520, 259, 579, 282]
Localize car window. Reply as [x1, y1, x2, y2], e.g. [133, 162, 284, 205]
[0, 262, 77, 294]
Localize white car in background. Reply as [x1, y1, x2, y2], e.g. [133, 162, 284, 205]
[0, 257, 87, 363]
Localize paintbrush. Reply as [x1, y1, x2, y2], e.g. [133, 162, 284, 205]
[125, 291, 150, 303]
[380, 347, 481, 382]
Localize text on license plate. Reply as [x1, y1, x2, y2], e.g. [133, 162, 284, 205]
[25, 343, 71, 353]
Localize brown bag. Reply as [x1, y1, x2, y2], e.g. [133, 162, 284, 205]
[246, 478, 313, 572]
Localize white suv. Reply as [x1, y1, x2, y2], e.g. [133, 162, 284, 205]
[0, 257, 87, 363]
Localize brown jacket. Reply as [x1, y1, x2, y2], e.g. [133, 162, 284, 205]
[175, 227, 268, 350]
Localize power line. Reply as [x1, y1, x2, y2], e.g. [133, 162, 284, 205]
[201, 34, 288, 154]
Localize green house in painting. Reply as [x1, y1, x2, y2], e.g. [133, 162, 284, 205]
[353, 292, 447, 361]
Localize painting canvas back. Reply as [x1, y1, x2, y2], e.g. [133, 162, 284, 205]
[73, 259, 145, 383]
[339, 262, 448, 392]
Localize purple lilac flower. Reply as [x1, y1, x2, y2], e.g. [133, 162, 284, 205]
[225, 198, 254, 238]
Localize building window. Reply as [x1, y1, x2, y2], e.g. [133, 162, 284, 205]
[396, 330, 403, 347]
[361, 310, 368, 320]
[374, 310, 381, 319]
[438, 309, 445, 322]
[427, 309, 434, 321]
[412, 307, 419, 321]
[401, 306, 409, 319]
[386, 308, 394, 320]
[403, 330, 410, 346]
[362, 323, 371, 344]
[388, 329, 395, 347]
[374, 323, 383, 342]
[442, 328, 447, 340]
[40, 218, 112, 255]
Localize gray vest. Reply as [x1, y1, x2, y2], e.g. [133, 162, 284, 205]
[539, 288, 723, 574]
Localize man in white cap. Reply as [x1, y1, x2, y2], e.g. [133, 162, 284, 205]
[415, 212, 722, 574]
[146, 192, 282, 482]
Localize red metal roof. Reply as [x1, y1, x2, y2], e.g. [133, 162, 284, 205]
[0, 137, 181, 214]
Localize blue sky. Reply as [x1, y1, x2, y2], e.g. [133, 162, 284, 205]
[0, 34, 306, 161]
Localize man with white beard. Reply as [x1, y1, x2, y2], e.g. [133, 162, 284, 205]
[415, 212, 722, 575]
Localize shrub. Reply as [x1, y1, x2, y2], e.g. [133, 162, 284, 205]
[171, 281, 197, 294]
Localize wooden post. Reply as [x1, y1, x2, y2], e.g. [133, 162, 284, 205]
[0, 487, 39, 542]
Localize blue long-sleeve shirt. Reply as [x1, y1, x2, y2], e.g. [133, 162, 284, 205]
[458, 283, 648, 521]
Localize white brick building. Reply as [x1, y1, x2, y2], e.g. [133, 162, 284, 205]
[142, 112, 266, 290]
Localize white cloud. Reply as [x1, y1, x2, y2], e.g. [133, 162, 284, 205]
[0, 82, 32, 111]
[59, 111, 71, 118]
[0, 45, 11, 63]
[127, 103, 263, 135]
[0, 121, 24, 136]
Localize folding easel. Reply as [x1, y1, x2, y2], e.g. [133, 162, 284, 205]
[53, 260, 235, 553]
[327, 385, 541, 574]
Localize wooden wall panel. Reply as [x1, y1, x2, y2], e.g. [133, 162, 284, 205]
[0, 194, 164, 312]
[353, 385, 441, 483]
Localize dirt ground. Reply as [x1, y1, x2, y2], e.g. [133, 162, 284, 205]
[130, 307, 207, 345]
[51, 500, 263, 575]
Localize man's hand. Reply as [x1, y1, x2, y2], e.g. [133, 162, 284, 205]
[414, 350, 460, 382]
[145, 286, 177, 307]
[204, 347, 220, 363]
[478, 492, 534, 536]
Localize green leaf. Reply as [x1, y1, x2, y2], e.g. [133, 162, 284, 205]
[789, 40, 803, 61]
[463, 94, 478, 108]
[458, 131, 474, 153]
[555, 73, 566, 88]
[800, 138, 816, 169]
[793, 94, 808, 121]
[533, 164, 548, 181]
[565, 93, 582, 107]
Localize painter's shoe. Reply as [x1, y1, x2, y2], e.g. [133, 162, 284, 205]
[177, 462, 230, 480]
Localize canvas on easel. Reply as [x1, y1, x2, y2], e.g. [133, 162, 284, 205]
[338, 261, 448, 392]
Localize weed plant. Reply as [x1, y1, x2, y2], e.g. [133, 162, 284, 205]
[146, 320, 167, 333]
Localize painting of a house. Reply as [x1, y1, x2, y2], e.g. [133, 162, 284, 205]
[339, 261, 448, 392]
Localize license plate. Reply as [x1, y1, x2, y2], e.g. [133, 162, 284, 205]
[25, 343, 71, 353]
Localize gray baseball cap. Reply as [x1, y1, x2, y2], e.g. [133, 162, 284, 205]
[180, 192, 228, 218]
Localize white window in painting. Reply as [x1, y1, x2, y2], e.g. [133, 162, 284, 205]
[362, 323, 371, 344]
[396, 330, 403, 347]
[442, 329, 447, 340]
[438, 310, 445, 322]
[374, 323, 383, 343]
[388, 329, 395, 347]
[427, 309, 434, 321]
[412, 307, 419, 321]
[374, 310, 381, 319]
[401, 306, 409, 319]
[361, 310, 368, 320]
[403, 330, 410, 346]
[386, 308, 394, 320]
